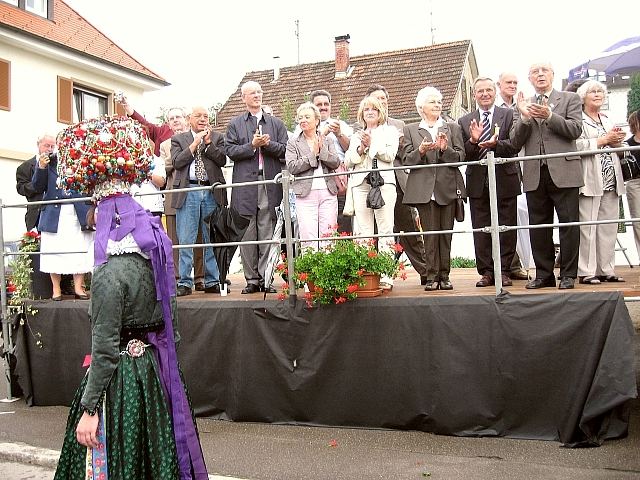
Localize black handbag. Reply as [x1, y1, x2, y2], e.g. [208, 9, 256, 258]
[454, 171, 466, 222]
[366, 157, 385, 210]
[619, 149, 640, 181]
[455, 191, 465, 222]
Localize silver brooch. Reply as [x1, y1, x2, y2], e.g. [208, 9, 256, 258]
[124, 339, 148, 358]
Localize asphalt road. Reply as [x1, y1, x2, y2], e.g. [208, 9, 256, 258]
[0, 309, 638, 480]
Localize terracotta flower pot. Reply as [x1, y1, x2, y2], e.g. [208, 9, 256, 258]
[356, 272, 382, 298]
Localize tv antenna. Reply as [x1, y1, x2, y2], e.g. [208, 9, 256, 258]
[295, 19, 300, 64]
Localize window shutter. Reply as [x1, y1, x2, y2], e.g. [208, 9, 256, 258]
[0, 59, 10, 111]
[57, 76, 73, 124]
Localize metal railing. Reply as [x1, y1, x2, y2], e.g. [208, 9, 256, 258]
[1, 143, 640, 401]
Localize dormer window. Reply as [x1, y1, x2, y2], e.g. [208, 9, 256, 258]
[26, 0, 48, 18]
[2, 0, 50, 19]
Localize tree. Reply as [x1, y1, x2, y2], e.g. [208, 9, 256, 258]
[280, 96, 295, 132]
[628, 73, 640, 117]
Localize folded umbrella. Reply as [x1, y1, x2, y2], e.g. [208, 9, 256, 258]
[206, 203, 250, 286]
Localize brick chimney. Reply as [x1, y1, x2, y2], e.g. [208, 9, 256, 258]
[334, 34, 350, 79]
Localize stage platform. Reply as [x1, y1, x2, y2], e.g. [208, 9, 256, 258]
[178, 265, 640, 301]
[11, 266, 639, 448]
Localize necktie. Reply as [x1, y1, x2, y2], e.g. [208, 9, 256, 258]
[254, 115, 264, 170]
[194, 141, 207, 181]
[478, 111, 491, 159]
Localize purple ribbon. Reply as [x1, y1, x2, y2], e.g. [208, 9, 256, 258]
[94, 195, 207, 480]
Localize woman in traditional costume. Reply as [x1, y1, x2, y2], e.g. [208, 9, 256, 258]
[54, 116, 208, 480]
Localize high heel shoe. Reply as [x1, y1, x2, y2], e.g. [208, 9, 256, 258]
[74, 292, 90, 300]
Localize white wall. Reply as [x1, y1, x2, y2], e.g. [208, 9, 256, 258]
[0, 42, 147, 241]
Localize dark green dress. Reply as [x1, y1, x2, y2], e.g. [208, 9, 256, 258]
[54, 253, 181, 479]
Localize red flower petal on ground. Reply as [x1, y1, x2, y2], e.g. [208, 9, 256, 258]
[277, 293, 287, 301]
[328, 439, 338, 448]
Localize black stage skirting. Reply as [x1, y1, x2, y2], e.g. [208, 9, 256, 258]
[13, 291, 638, 447]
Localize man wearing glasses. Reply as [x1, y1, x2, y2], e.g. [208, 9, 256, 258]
[511, 62, 583, 290]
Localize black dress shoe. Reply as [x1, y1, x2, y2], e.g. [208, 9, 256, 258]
[558, 277, 575, 290]
[439, 279, 453, 290]
[262, 285, 277, 294]
[526, 277, 556, 289]
[74, 292, 90, 300]
[194, 282, 205, 291]
[241, 284, 260, 294]
[176, 285, 192, 297]
[420, 275, 429, 286]
[204, 284, 221, 294]
[475, 275, 494, 287]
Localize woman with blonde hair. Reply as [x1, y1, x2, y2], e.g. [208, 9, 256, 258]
[285, 102, 340, 249]
[344, 95, 399, 289]
[575, 80, 626, 283]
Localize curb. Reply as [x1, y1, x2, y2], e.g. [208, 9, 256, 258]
[0, 442, 59, 470]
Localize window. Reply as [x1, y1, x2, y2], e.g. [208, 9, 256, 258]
[0, 58, 9, 111]
[25, 0, 47, 18]
[57, 77, 109, 124]
[4, 0, 50, 19]
[73, 87, 108, 122]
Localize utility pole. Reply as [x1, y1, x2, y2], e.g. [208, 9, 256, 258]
[295, 19, 300, 65]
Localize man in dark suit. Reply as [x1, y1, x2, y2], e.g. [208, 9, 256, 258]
[511, 62, 584, 290]
[458, 77, 521, 287]
[224, 81, 289, 294]
[171, 106, 227, 297]
[16, 134, 55, 230]
[366, 84, 429, 285]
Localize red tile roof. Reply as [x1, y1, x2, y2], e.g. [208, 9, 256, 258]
[215, 40, 473, 131]
[0, 0, 168, 85]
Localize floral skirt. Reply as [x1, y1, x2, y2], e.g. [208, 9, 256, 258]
[54, 347, 180, 480]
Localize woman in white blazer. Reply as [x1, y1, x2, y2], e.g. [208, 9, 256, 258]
[575, 80, 627, 284]
[344, 96, 399, 289]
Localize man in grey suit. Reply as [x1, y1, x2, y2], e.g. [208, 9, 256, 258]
[366, 84, 429, 284]
[225, 81, 289, 294]
[459, 77, 520, 287]
[171, 106, 227, 297]
[511, 62, 584, 290]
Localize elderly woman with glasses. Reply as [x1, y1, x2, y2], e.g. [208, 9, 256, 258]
[401, 86, 465, 291]
[344, 95, 399, 289]
[575, 80, 627, 284]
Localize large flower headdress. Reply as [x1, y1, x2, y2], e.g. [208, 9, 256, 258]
[55, 115, 153, 200]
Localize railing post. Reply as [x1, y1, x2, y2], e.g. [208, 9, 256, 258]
[280, 171, 297, 306]
[486, 152, 503, 296]
[0, 198, 16, 401]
